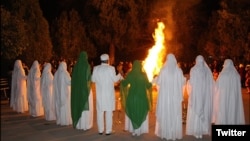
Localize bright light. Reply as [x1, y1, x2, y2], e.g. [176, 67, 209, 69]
[143, 22, 166, 81]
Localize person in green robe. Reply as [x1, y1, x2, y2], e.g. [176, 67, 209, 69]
[120, 60, 152, 136]
[71, 51, 93, 130]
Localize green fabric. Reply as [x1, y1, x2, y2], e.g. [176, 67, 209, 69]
[120, 60, 152, 129]
[119, 83, 128, 110]
[71, 51, 91, 128]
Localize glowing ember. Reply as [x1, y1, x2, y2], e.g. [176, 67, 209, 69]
[143, 22, 166, 81]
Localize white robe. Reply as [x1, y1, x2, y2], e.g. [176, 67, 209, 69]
[27, 60, 44, 117]
[186, 55, 214, 137]
[53, 61, 72, 126]
[212, 59, 245, 125]
[91, 62, 122, 133]
[91, 63, 122, 112]
[76, 90, 93, 130]
[10, 60, 29, 113]
[41, 63, 56, 121]
[125, 114, 149, 136]
[155, 54, 185, 140]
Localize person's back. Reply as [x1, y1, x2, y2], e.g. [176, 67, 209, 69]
[93, 64, 117, 97]
[91, 54, 123, 135]
[41, 63, 56, 121]
[27, 60, 44, 117]
[186, 55, 214, 138]
[120, 60, 152, 136]
[155, 53, 185, 140]
[127, 74, 149, 93]
[11, 60, 29, 113]
[71, 51, 93, 130]
[213, 59, 245, 125]
[53, 61, 72, 126]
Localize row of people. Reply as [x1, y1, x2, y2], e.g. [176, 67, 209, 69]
[10, 52, 245, 140]
[10, 59, 72, 125]
[123, 54, 245, 140]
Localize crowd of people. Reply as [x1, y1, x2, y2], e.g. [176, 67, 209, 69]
[9, 51, 247, 140]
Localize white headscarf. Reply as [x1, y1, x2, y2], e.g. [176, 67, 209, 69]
[154, 53, 185, 139]
[186, 55, 214, 134]
[28, 60, 41, 84]
[27, 60, 42, 106]
[213, 59, 245, 124]
[10, 60, 24, 107]
[53, 61, 71, 107]
[41, 63, 53, 108]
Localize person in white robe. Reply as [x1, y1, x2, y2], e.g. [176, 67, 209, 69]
[27, 60, 44, 117]
[41, 63, 56, 121]
[91, 54, 123, 135]
[75, 91, 93, 129]
[154, 53, 186, 140]
[53, 61, 72, 126]
[212, 59, 245, 125]
[186, 55, 214, 139]
[71, 51, 93, 130]
[10, 60, 29, 113]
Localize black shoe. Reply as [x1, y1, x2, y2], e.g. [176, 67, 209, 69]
[99, 133, 103, 135]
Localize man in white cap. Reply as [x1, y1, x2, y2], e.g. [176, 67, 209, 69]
[91, 53, 123, 135]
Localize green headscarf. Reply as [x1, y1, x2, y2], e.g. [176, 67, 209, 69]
[71, 51, 91, 128]
[120, 60, 152, 129]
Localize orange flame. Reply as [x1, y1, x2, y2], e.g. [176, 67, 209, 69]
[143, 22, 166, 81]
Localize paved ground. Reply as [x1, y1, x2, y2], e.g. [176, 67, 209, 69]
[1, 88, 249, 141]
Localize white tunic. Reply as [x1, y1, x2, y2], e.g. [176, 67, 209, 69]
[155, 54, 186, 140]
[53, 61, 72, 126]
[213, 59, 245, 124]
[186, 55, 214, 137]
[10, 60, 29, 113]
[91, 63, 122, 111]
[41, 63, 56, 121]
[27, 60, 44, 117]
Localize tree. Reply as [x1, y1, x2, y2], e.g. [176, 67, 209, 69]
[7, 0, 53, 66]
[83, 0, 150, 63]
[51, 9, 96, 61]
[198, 0, 250, 64]
[1, 6, 28, 60]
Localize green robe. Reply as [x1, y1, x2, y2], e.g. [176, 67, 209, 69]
[71, 51, 91, 128]
[120, 60, 152, 129]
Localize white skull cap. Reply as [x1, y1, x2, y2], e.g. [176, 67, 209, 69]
[100, 54, 109, 61]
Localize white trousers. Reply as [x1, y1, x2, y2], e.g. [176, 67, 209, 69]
[97, 110, 113, 134]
